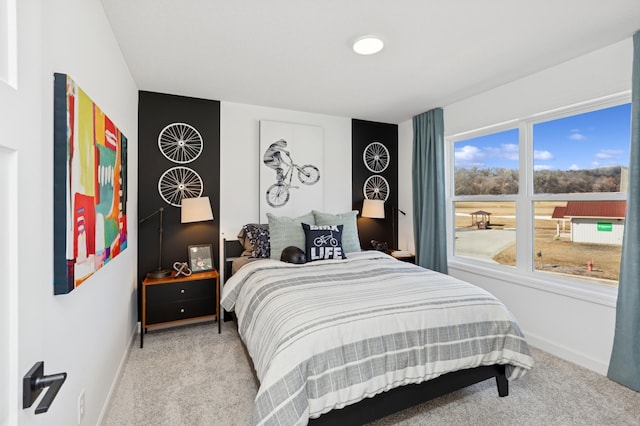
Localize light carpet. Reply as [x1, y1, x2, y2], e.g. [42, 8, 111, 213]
[103, 321, 639, 426]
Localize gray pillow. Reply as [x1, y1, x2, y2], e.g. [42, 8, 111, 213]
[267, 212, 315, 260]
[312, 210, 361, 253]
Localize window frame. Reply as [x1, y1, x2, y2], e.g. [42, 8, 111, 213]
[445, 93, 630, 304]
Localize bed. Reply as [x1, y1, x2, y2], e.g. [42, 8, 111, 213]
[221, 217, 534, 425]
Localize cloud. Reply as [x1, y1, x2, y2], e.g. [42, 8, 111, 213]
[456, 143, 520, 167]
[569, 133, 586, 141]
[534, 164, 553, 171]
[483, 143, 519, 161]
[500, 143, 519, 160]
[483, 147, 500, 157]
[595, 149, 624, 159]
[568, 129, 586, 141]
[534, 150, 554, 160]
[455, 145, 483, 162]
[568, 164, 580, 171]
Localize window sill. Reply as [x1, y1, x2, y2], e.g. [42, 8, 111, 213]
[448, 257, 618, 308]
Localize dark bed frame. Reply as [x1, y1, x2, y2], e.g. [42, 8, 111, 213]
[222, 239, 509, 425]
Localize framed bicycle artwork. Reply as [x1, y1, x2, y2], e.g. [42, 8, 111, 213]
[259, 121, 324, 221]
[188, 244, 214, 273]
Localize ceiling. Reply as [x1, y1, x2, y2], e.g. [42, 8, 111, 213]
[100, 0, 640, 124]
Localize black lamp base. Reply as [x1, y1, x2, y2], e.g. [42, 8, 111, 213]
[147, 269, 171, 279]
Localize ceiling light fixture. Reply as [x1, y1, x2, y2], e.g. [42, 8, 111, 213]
[353, 36, 384, 55]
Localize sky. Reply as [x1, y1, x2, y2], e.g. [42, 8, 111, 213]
[454, 103, 631, 171]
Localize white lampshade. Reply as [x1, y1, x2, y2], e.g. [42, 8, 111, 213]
[361, 199, 385, 219]
[181, 196, 214, 223]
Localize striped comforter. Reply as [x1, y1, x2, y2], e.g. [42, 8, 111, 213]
[221, 251, 534, 426]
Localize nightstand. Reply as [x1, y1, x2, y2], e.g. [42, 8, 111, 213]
[391, 252, 415, 264]
[141, 269, 220, 348]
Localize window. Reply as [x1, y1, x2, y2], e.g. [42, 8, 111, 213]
[452, 128, 519, 263]
[449, 99, 630, 287]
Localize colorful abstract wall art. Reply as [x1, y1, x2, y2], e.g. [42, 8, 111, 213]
[53, 73, 128, 294]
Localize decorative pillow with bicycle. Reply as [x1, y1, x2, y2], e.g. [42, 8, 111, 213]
[301, 223, 346, 261]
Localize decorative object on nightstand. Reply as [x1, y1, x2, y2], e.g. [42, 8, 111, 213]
[140, 269, 220, 348]
[188, 244, 214, 272]
[139, 207, 172, 279]
[370, 239, 389, 252]
[173, 261, 192, 278]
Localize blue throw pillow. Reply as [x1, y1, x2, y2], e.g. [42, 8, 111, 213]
[301, 223, 346, 261]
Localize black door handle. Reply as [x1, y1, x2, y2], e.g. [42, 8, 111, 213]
[23, 361, 67, 414]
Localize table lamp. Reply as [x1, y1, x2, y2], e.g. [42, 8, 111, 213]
[361, 199, 385, 219]
[139, 207, 171, 279]
[181, 196, 214, 223]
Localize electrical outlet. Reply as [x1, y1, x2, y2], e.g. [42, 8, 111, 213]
[77, 389, 85, 424]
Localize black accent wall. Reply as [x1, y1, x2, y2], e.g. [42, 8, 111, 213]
[352, 119, 398, 250]
[138, 91, 220, 290]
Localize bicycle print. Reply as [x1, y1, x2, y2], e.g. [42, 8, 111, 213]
[313, 232, 338, 247]
[263, 139, 320, 208]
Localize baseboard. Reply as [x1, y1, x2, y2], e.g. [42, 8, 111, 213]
[524, 330, 609, 375]
[96, 322, 138, 425]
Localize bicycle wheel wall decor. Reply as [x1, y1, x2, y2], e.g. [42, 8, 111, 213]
[363, 141, 390, 173]
[158, 122, 203, 164]
[155, 121, 206, 207]
[158, 166, 204, 207]
[363, 175, 389, 201]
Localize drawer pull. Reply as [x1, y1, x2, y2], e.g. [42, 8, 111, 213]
[180, 289, 185, 294]
[180, 308, 185, 313]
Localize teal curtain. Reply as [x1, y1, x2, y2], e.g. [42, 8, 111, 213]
[412, 108, 448, 273]
[608, 30, 640, 392]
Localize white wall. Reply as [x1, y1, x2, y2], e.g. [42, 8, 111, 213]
[220, 102, 352, 242]
[398, 38, 633, 375]
[6, 1, 138, 425]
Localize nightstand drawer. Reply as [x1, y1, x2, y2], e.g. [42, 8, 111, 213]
[146, 298, 215, 325]
[146, 279, 213, 304]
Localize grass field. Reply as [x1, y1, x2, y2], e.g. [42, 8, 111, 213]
[455, 201, 620, 285]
